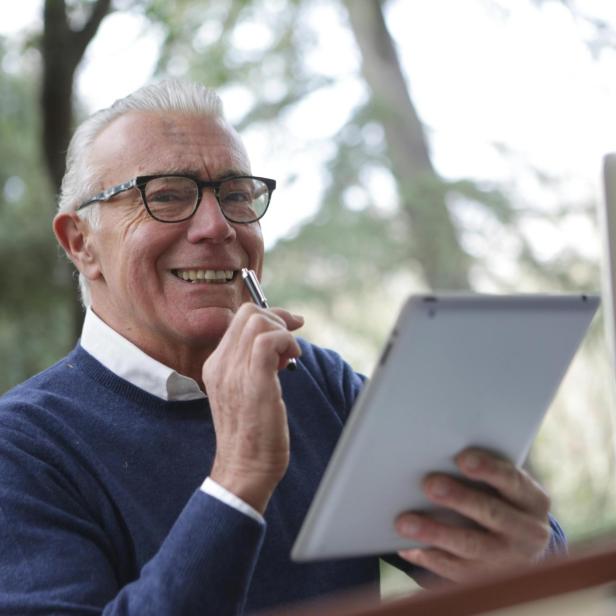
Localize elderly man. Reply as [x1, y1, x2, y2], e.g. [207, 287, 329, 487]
[0, 80, 564, 615]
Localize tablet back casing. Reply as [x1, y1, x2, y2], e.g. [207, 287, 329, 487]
[291, 294, 599, 561]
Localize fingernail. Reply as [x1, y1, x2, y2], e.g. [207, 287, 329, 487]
[429, 478, 450, 497]
[398, 548, 421, 560]
[399, 517, 422, 535]
[463, 453, 481, 470]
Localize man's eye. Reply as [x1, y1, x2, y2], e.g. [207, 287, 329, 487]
[150, 191, 174, 203]
[148, 190, 193, 203]
[222, 191, 252, 204]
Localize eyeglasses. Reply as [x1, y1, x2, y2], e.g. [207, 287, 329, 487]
[76, 174, 276, 223]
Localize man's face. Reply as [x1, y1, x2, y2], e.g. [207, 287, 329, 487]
[82, 111, 264, 364]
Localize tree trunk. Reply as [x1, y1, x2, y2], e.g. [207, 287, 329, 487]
[343, 0, 470, 290]
[41, 0, 112, 342]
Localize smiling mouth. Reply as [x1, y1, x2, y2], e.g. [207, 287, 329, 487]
[172, 269, 236, 284]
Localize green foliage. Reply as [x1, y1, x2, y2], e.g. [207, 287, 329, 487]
[148, 0, 332, 127]
[0, 37, 74, 393]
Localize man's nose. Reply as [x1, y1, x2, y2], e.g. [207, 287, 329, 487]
[186, 190, 235, 243]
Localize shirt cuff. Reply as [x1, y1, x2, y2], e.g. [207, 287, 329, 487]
[200, 477, 265, 525]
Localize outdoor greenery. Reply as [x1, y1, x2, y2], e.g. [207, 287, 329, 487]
[1, 0, 615, 587]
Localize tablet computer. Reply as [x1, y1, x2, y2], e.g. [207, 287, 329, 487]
[291, 294, 599, 561]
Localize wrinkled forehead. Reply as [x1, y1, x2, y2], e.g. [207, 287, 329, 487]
[88, 111, 251, 183]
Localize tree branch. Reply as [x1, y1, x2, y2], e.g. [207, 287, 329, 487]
[343, 0, 470, 289]
[41, 0, 113, 193]
[344, 0, 434, 177]
[40, 0, 113, 342]
[74, 0, 113, 57]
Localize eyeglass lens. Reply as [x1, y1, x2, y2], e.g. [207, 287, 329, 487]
[144, 176, 269, 222]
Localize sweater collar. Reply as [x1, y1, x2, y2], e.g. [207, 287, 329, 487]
[80, 308, 206, 401]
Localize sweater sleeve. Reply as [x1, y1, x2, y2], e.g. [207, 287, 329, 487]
[0, 421, 265, 616]
[107, 492, 265, 615]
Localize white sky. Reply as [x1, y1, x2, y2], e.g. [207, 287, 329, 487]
[2, 0, 616, 258]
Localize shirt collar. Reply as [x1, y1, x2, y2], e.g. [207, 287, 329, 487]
[80, 308, 206, 401]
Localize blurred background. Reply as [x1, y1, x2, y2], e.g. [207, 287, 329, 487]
[1, 0, 616, 595]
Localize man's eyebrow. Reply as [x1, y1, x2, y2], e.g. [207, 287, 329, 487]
[147, 167, 251, 179]
[216, 169, 252, 180]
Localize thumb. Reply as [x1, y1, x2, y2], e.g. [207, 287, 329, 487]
[270, 308, 305, 332]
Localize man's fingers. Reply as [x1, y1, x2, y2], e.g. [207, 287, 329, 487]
[396, 512, 504, 561]
[250, 329, 302, 373]
[421, 474, 552, 551]
[455, 448, 551, 518]
[269, 307, 304, 332]
[395, 448, 556, 583]
[241, 310, 301, 371]
[397, 547, 477, 584]
[213, 304, 296, 366]
[233, 302, 304, 333]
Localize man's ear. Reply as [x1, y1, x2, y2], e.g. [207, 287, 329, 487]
[53, 212, 102, 281]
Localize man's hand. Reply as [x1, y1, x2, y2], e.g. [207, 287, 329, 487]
[203, 303, 303, 515]
[395, 448, 552, 584]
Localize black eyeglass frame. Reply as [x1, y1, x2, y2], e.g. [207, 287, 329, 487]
[76, 174, 277, 224]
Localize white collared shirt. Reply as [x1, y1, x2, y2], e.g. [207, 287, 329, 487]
[80, 308, 264, 524]
[81, 309, 206, 401]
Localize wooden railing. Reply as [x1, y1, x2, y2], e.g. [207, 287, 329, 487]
[260, 542, 616, 615]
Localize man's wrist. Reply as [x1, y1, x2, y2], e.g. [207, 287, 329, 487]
[209, 459, 285, 514]
[201, 477, 266, 524]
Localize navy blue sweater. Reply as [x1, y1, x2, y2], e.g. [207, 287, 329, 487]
[0, 341, 384, 614]
[0, 341, 565, 615]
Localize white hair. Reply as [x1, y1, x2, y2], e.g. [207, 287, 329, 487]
[58, 79, 225, 307]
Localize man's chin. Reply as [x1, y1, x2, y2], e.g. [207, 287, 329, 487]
[178, 307, 236, 343]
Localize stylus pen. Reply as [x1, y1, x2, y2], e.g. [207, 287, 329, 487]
[241, 268, 297, 371]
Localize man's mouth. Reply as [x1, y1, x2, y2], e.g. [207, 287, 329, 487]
[172, 269, 236, 284]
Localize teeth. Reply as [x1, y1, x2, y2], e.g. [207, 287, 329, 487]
[174, 269, 234, 283]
